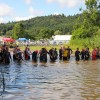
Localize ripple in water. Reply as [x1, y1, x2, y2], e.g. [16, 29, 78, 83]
[0, 60, 100, 100]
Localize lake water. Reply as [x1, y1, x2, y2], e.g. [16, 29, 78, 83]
[0, 57, 100, 100]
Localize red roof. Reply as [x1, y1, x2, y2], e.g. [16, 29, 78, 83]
[2, 38, 15, 42]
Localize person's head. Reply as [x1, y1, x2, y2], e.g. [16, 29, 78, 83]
[77, 48, 79, 51]
[27, 44, 29, 47]
[97, 47, 99, 50]
[17, 47, 20, 51]
[36, 50, 38, 53]
[25, 47, 28, 50]
[42, 48, 45, 51]
[52, 48, 54, 50]
[6, 47, 9, 51]
[67, 46, 69, 48]
[93, 48, 96, 50]
[82, 48, 84, 51]
[16, 46, 19, 49]
[1, 46, 5, 50]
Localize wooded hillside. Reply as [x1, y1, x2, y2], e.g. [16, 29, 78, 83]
[0, 14, 81, 40]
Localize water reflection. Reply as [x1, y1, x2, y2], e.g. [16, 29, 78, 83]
[0, 60, 100, 100]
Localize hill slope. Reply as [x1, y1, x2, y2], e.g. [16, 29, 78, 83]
[0, 14, 81, 39]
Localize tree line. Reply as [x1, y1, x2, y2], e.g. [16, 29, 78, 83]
[0, 14, 81, 40]
[71, 0, 100, 47]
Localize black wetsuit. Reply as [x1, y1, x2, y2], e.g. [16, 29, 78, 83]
[59, 49, 62, 60]
[32, 51, 37, 62]
[49, 49, 57, 62]
[40, 49, 48, 63]
[84, 50, 90, 60]
[96, 50, 100, 59]
[4, 51, 11, 64]
[75, 50, 80, 61]
[81, 51, 85, 60]
[67, 48, 72, 60]
[0, 52, 3, 63]
[54, 50, 58, 60]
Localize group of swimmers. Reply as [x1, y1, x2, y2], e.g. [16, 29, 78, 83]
[13, 46, 73, 63]
[0, 45, 100, 64]
[75, 47, 100, 61]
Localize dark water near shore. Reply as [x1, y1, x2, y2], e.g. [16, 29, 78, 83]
[0, 57, 100, 100]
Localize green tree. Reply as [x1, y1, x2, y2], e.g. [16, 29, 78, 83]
[39, 28, 54, 39]
[72, 0, 100, 39]
[54, 30, 62, 35]
[6, 30, 13, 37]
[13, 23, 25, 39]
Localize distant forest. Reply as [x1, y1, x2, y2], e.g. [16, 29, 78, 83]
[0, 14, 81, 40]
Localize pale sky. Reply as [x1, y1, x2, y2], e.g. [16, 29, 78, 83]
[0, 0, 86, 23]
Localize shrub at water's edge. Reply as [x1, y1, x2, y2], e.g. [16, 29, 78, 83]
[70, 0, 100, 48]
[70, 34, 100, 49]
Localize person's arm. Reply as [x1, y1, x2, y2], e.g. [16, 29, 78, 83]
[75, 51, 77, 57]
[9, 52, 12, 61]
[70, 49, 73, 54]
[56, 51, 58, 56]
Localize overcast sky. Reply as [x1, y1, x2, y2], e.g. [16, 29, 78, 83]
[0, 0, 86, 23]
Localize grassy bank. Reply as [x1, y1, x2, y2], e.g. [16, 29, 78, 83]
[18, 44, 92, 52]
[70, 35, 100, 50]
[9, 35, 100, 52]
[19, 45, 63, 51]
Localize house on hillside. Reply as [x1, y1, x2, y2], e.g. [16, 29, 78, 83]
[50, 35, 72, 45]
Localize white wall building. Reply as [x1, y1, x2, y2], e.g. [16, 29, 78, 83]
[50, 35, 72, 45]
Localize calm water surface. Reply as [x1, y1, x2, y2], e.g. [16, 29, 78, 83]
[0, 58, 100, 100]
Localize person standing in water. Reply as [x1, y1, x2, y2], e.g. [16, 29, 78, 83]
[3, 47, 12, 64]
[49, 48, 57, 62]
[32, 50, 38, 62]
[59, 47, 63, 60]
[24, 47, 31, 60]
[0, 46, 3, 63]
[67, 46, 72, 60]
[39, 48, 48, 63]
[84, 48, 90, 61]
[80, 49, 85, 60]
[96, 47, 100, 59]
[62, 48, 68, 61]
[13, 46, 18, 61]
[92, 48, 97, 60]
[75, 48, 80, 61]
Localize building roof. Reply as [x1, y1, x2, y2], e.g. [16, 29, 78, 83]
[53, 35, 72, 41]
[18, 38, 28, 41]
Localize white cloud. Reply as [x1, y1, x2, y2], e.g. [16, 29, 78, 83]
[14, 16, 33, 21]
[53, 12, 60, 15]
[0, 3, 14, 17]
[0, 17, 5, 23]
[24, 0, 32, 5]
[14, 6, 44, 22]
[47, 0, 85, 8]
[29, 6, 44, 17]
